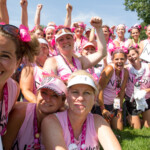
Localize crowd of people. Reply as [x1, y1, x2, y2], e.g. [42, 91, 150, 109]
[0, 0, 150, 149]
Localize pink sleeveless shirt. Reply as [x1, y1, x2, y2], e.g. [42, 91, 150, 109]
[23, 64, 43, 102]
[113, 38, 130, 48]
[103, 64, 125, 105]
[0, 78, 18, 134]
[55, 55, 82, 80]
[12, 103, 45, 150]
[126, 62, 150, 99]
[55, 110, 100, 149]
[33, 64, 43, 94]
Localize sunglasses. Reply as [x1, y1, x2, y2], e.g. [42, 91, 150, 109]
[0, 24, 20, 38]
[55, 27, 71, 34]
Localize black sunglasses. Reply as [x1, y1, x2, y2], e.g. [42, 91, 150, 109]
[0, 24, 20, 38]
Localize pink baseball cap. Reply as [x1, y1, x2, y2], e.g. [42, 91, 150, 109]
[37, 77, 67, 96]
[83, 42, 96, 49]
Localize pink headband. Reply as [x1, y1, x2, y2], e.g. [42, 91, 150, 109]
[108, 46, 128, 55]
[128, 24, 142, 33]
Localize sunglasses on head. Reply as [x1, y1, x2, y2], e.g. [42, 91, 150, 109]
[0, 24, 20, 38]
[55, 27, 71, 34]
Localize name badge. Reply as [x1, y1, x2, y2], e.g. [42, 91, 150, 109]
[113, 98, 120, 109]
[68, 143, 78, 150]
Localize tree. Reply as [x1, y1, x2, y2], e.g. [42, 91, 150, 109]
[124, 0, 150, 24]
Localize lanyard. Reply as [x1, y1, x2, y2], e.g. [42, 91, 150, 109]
[33, 105, 40, 150]
[0, 83, 8, 136]
[60, 55, 78, 73]
[115, 70, 122, 96]
[67, 113, 86, 150]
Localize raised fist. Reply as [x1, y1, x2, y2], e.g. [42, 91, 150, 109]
[90, 17, 102, 29]
[66, 3, 73, 13]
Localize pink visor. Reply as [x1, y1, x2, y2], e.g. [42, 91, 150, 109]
[37, 77, 67, 96]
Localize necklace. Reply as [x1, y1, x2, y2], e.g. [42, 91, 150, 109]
[33, 104, 40, 150]
[60, 55, 78, 73]
[0, 83, 8, 136]
[67, 112, 86, 150]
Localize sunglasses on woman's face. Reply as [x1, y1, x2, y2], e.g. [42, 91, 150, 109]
[0, 24, 20, 38]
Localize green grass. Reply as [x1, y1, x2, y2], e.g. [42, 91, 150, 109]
[113, 127, 150, 150]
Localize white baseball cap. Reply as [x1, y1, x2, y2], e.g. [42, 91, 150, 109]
[67, 75, 98, 92]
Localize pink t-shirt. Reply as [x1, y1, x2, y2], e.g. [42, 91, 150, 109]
[55, 110, 100, 149]
[125, 62, 150, 99]
[12, 103, 45, 150]
[0, 78, 17, 134]
[103, 64, 125, 105]
[55, 55, 82, 81]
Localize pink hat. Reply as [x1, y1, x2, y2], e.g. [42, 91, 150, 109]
[83, 42, 96, 49]
[38, 77, 67, 96]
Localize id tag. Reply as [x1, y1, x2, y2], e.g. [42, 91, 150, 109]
[113, 98, 120, 109]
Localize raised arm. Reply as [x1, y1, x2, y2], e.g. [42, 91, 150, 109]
[79, 17, 107, 69]
[0, 0, 9, 24]
[34, 4, 43, 27]
[20, 0, 28, 27]
[64, 3, 72, 27]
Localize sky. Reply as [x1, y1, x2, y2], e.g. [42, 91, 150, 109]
[7, 0, 142, 38]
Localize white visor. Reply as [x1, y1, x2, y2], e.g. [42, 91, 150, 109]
[38, 38, 48, 45]
[67, 75, 98, 92]
[55, 29, 73, 41]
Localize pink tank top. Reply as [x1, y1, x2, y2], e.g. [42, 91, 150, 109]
[55, 55, 82, 80]
[55, 110, 100, 149]
[33, 64, 43, 94]
[0, 78, 17, 134]
[126, 62, 150, 99]
[74, 35, 88, 53]
[113, 38, 130, 48]
[12, 103, 45, 150]
[103, 64, 125, 105]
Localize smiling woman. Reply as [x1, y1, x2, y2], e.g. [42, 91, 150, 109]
[41, 70, 121, 150]
[2, 76, 67, 150]
[98, 48, 128, 130]
[43, 16, 107, 83]
[0, 23, 39, 147]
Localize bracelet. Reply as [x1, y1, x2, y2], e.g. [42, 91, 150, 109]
[100, 105, 105, 110]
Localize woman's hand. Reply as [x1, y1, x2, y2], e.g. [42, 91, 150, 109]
[20, 0, 28, 8]
[66, 3, 72, 14]
[37, 4, 43, 12]
[102, 109, 112, 122]
[90, 17, 102, 29]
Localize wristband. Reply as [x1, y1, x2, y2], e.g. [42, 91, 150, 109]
[100, 105, 105, 110]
